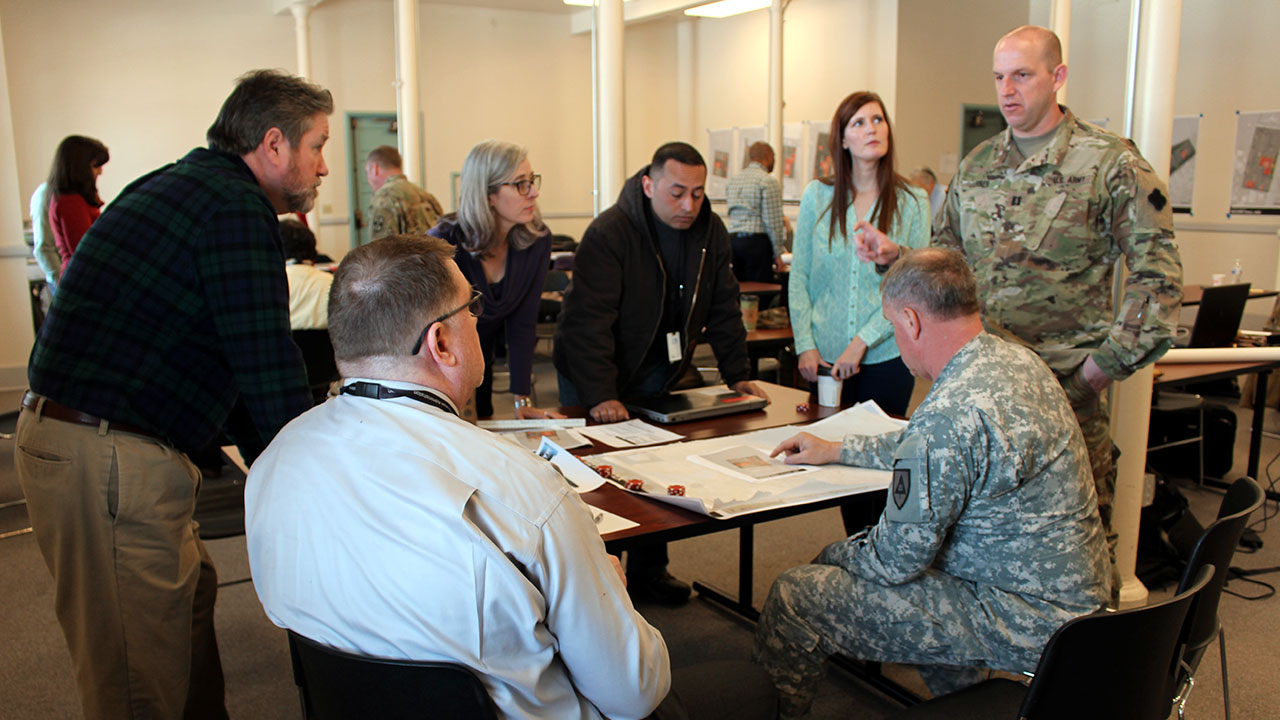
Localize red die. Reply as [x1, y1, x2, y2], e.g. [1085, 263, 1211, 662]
[625, 479, 644, 492]
[596, 465, 613, 478]
[667, 485, 686, 496]
[795, 403, 810, 413]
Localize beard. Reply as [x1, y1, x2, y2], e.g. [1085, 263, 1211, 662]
[281, 159, 320, 213]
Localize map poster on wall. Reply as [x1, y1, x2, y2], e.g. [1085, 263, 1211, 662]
[782, 122, 803, 201]
[805, 120, 833, 181]
[706, 128, 733, 200]
[1229, 110, 1280, 215]
[738, 126, 765, 170]
[1169, 115, 1200, 213]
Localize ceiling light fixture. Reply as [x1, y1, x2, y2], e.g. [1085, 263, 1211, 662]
[684, 0, 771, 18]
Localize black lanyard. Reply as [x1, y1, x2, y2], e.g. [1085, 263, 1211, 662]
[340, 381, 458, 418]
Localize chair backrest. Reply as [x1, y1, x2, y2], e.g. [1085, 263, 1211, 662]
[1174, 476, 1264, 658]
[287, 630, 499, 720]
[291, 329, 340, 404]
[1016, 564, 1215, 720]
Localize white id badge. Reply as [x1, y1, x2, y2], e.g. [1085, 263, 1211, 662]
[666, 332, 683, 363]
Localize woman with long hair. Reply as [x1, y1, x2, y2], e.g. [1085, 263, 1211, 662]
[46, 135, 109, 275]
[789, 91, 930, 530]
[429, 140, 561, 419]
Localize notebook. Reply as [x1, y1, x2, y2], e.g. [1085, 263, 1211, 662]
[624, 385, 768, 424]
[1179, 283, 1251, 348]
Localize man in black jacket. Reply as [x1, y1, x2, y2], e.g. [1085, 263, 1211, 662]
[555, 142, 767, 604]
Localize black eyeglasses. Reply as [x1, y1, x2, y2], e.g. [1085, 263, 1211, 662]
[495, 174, 542, 196]
[409, 288, 484, 355]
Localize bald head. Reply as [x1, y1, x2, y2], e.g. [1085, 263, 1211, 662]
[997, 25, 1063, 70]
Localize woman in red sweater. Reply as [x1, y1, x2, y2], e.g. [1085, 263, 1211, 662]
[47, 135, 109, 274]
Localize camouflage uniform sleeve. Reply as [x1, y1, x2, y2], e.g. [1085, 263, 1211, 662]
[930, 171, 964, 250]
[820, 416, 971, 585]
[368, 193, 395, 241]
[839, 429, 905, 469]
[1090, 150, 1182, 381]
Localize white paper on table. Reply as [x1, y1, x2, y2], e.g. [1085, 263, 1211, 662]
[590, 506, 639, 536]
[592, 402, 903, 518]
[535, 437, 605, 493]
[498, 427, 590, 452]
[577, 419, 684, 448]
[686, 444, 818, 483]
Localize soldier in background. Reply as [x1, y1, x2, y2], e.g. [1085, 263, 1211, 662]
[854, 26, 1182, 592]
[754, 249, 1109, 717]
[365, 145, 444, 241]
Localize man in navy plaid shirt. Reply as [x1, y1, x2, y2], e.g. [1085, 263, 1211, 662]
[15, 69, 332, 720]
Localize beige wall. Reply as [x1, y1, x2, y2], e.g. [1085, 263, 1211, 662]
[893, 0, 1031, 186]
[0, 11, 33, 387]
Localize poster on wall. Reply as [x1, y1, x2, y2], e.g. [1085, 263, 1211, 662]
[706, 128, 733, 200]
[738, 126, 765, 170]
[1169, 114, 1200, 213]
[782, 122, 803, 201]
[805, 120, 833, 182]
[1229, 110, 1280, 215]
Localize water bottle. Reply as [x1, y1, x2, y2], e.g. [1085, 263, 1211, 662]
[1230, 258, 1243, 285]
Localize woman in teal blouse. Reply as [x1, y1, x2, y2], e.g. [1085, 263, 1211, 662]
[790, 90, 929, 416]
[791, 91, 929, 534]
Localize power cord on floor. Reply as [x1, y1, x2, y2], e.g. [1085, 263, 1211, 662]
[1225, 565, 1277, 601]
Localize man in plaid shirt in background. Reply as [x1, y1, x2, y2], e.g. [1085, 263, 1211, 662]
[14, 69, 331, 720]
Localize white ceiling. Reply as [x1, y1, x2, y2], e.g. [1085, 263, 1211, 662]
[419, 0, 579, 13]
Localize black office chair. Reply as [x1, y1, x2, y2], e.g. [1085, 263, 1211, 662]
[890, 564, 1215, 720]
[1170, 476, 1264, 720]
[286, 630, 499, 720]
[291, 329, 340, 405]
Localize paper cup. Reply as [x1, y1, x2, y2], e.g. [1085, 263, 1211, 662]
[817, 374, 843, 407]
[740, 294, 759, 332]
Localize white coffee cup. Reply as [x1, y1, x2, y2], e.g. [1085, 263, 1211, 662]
[817, 373, 843, 407]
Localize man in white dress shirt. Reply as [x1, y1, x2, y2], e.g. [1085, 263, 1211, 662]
[245, 234, 774, 720]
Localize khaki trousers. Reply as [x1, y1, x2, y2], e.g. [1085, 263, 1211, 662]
[14, 405, 227, 720]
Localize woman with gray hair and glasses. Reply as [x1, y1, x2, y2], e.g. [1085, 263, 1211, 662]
[429, 139, 562, 419]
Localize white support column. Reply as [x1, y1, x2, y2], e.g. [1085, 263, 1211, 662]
[394, 0, 423, 186]
[767, 0, 783, 180]
[596, 0, 625, 208]
[1050, 0, 1071, 105]
[675, 20, 696, 143]
[1111, 0, 1182, 607]
[289, 2, 313, 80]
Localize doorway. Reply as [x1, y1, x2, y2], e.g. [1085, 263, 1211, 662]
[347, 113, 398, 248]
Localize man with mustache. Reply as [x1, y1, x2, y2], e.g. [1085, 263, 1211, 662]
[555, 141, 766, 605]
[15, 69, 330, 720]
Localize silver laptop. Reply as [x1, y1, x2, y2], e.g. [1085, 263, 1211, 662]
[625, 385, 768, 424]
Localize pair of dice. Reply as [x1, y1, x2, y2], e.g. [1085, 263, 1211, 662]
[595, 464, 684, 495]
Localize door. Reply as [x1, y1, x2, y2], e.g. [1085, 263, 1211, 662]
[347, 113, 398, 248]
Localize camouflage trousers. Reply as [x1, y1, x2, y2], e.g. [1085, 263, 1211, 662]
[1071, 389, 1121, 603]
[753, 564, 1062, 718]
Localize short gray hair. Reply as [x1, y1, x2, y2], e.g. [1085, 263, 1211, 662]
[456, 139, 544, 256]
[328, 235, 458, 362]
[206, 69, 333, 155]
[881, 248, 979, 320]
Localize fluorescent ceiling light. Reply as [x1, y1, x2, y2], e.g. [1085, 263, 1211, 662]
[685, 0, 771, 18]
[563, 0, 636, 5]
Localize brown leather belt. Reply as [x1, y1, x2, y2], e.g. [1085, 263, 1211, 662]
[22, 392, 163, 442]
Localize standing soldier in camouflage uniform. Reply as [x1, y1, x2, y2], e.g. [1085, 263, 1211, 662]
[755, 249, 1109, 718]
[856, 26, 1182, 589]
[365, 145, 444, 241]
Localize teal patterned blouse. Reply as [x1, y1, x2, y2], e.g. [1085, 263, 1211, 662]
[789, 180, 930, 365]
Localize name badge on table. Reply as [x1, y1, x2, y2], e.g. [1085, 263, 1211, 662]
[666, 332, 683, 363]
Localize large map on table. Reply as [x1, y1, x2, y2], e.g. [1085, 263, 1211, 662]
[589, 403, 904, 519]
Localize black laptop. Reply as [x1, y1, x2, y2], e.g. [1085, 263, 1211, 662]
[625, 386, 768, 424]
[1179, 283, 1251, 348]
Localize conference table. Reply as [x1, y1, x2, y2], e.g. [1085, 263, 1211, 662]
[1154, 357, 1280, 501]
[558, 382, 920, 705]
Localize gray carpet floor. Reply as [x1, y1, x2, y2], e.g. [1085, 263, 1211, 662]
[3, 370, 1279, 718]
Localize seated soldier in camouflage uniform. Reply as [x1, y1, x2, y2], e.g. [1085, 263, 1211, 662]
[756, 248, 1110, 717]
